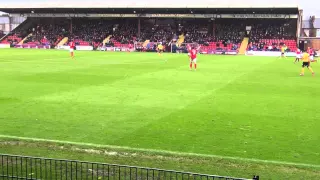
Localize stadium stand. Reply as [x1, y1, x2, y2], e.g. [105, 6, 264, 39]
[248, 19, 297, 51]
[23, 24, 65, 46]
[1, 18, 298, 52]
[0, 6, 299, 53]
[110, 21, 137, 48]
[1, 16, 298, 52]
[66, 19, 112, 47]
[1, 18, 68, 47]
[1, 33, 22, 45]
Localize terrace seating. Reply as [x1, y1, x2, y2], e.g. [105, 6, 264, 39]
[17, 23, 68, 47]
[74, 39, 90, 46]
[66, 19, 117, 46]
[249, 21, 297, 51]
[200, 41, 240, 51]
[1, 34, 23, 44]
[259, 39, 296, 51]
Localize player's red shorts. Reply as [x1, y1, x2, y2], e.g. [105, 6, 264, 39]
[190, 58, 197, 63]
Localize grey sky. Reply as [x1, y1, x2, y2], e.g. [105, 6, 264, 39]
[0, 0, 319, 19]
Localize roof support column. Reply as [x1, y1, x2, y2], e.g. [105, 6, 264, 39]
[8, 16, 12, 32]
[70, 18, 73, 34]
[297, 9, 303, 42]
[52, 18, 55, 34]
[212, 20, 215, 37]
[138, 18, 141, 38]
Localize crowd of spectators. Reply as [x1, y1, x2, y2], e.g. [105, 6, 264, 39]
[248, 21, 297, 51]
[149, 25, 175, 43]
[23, 24, 68, 46]
[183, 24, 210, 43]
[250, 23, 295, 42]
[0, 26, 29, 45]
[0, 32, 23, 45]
[1, 18, 297, 52]
[215, 23, 245, 44]
[110, 23, 137, 45]
[137, 22, 175, 44]
[178, 20, 245, 51]
[68, 19, 113, 47]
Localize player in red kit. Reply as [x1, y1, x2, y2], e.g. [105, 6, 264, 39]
[308, 47, 317, 62]
[187, 44, 192, 60]
[189, 46, 198, 71]
[294, 48, 301, 63]
[69, 40, 75, 59]
[128, 44, 133, 53]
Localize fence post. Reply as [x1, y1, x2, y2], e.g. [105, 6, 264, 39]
[0, 154, 256, 180]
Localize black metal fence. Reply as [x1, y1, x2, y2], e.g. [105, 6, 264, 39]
[0, 154, 259, 180]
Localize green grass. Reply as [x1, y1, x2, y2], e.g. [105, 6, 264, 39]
[1, 49, 320, 179]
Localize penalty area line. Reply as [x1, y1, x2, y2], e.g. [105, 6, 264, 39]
[0, 134, 319, 168]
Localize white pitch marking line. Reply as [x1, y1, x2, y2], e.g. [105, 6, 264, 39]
[0, 57, 71, 61]
[0, 58, 162, 65]
[0, 134, 319, 168]
[0, 61, 161, 65]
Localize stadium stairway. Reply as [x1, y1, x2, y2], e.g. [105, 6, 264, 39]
[102, 35, 112, 45]
[57, 37, 69, 46]
[239, 37, 249, 55]
[143, 40, 150, 47]
[0, 34, 8, 42]
[177, 34, 185, 46]
[1, 18, 32, 42]
[18, 33, 33, 45]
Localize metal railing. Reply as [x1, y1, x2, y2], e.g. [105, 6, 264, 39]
[0, 154, 259, 180]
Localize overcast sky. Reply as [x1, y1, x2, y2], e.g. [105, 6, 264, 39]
[0, 0, 319, 19]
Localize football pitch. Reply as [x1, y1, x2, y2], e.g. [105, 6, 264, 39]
[1, 49, 320, 177]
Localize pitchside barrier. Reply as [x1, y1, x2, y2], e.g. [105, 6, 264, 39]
[0, 154, 259, 180]
[246, 51, 319, 57]
[15, 44, 51, 49]
[0, 44, 10, 48]
[56, 45, 94, 51]
[99, 46, 133, 52]
[175, 43, 238, 55]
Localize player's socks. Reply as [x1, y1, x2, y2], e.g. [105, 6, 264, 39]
[300, 68, 305, 76]
[189, 63, 192, 69]
[308, 67, 314, 73]
[194, 64, 197, 70]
